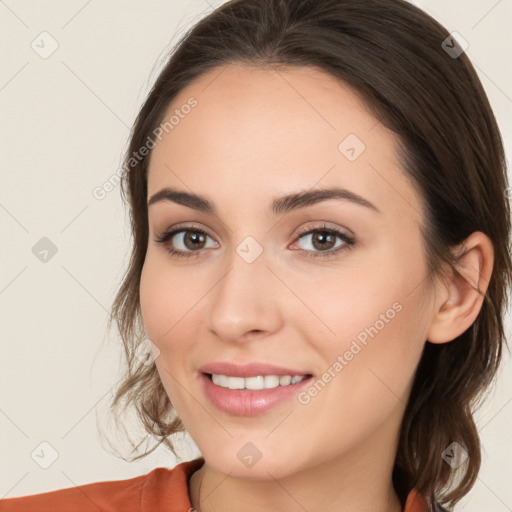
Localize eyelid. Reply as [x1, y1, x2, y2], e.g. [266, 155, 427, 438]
[154, 221, 214, 239]
[294, 221, 353, 238]
[154, 222, 217, 246]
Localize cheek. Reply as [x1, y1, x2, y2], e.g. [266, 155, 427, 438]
[139, 252, 205, 358]
[294, 300, 422, 458]
[139, 257, 194, 409]
[139, 257, 167, 342]
[299, 241, 427, 402]
[138, 252, 190, 346]
[297, 265, 405, 353]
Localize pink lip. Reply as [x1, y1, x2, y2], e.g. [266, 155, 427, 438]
[198, 361, 313, 416]
[198, 361, 310, 377]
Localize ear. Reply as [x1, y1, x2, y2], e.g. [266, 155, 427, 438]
[426, 231, 494, 344]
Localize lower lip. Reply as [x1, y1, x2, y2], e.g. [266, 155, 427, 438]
[201, 373, 313, 416]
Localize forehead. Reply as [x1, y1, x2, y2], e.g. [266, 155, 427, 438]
[147, 63, 424, 225]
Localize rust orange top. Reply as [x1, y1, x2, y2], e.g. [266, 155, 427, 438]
[0, 457, 429, 512]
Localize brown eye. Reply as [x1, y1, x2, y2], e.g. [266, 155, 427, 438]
[292, 225, 355, 259]
[182, 231, 207, 250]
[310, 230, 337, 251]
[155, 227, 218, 259]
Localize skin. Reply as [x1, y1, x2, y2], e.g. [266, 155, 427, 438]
[139, 63, 494, 512]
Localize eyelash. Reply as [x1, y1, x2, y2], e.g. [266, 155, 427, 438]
[154, 223, 355, 260]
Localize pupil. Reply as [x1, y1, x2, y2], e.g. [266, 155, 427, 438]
[186, 232, 204, 249]
[315, 231, 333, 249]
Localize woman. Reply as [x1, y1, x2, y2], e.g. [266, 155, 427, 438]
[1, 0, 510, 511]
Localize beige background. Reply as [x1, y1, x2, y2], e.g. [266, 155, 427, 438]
[1, 1, 511, 510]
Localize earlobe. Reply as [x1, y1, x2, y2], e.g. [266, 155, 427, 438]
[426, 231, 494, 345]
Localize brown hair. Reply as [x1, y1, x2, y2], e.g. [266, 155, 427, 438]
[104, 0, 511, 509]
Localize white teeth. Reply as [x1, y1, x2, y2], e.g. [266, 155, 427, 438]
[264, 375, 280, 388]
[227, 376, 245, 390]
[279, 375, 292, 386]
[210, 373, 307, 390]
[212, 374, 227, 387]
[245, 376, 265, 390]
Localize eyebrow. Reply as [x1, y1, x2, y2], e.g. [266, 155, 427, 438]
[147, 186, 381, 216]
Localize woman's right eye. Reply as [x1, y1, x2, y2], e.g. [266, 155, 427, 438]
[154, 227, 219, 259]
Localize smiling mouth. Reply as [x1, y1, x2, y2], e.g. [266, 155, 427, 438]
[205, 372, 313, 390]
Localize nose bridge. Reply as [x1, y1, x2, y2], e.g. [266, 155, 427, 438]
[206, 241, 282, 342]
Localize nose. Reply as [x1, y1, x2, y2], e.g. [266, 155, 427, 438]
[206, 249, 284, 344]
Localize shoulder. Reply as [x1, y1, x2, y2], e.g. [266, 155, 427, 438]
[0, 472, 148, 512]
[0, 458, 205, 512]
[0, 471, 153, 512]
[404, 488, 451, 512]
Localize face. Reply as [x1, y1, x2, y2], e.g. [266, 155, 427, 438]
[140, 63, 436, 479]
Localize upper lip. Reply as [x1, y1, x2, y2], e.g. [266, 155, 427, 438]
[199, 361, 312, 378]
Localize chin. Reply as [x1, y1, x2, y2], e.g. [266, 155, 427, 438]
[198, 437, 321, 482]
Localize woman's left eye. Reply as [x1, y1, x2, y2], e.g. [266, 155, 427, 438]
[291, 225, 355, 259]
[154, 224, 355, 259]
